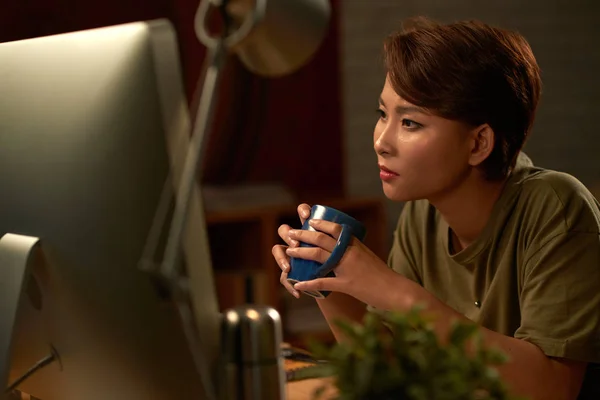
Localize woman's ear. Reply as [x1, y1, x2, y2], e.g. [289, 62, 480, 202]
[468, 124, 494, 167]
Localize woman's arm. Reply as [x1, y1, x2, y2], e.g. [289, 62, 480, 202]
[308, 266, 587, 400]
[390, 274, 586, 400]
[315, 292, 367, 343]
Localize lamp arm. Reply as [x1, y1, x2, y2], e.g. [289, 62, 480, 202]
[157, 37, 228, 400]
[160, 39, 227, 282]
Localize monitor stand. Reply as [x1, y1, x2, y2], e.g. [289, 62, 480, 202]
[0, 234, 41, 397]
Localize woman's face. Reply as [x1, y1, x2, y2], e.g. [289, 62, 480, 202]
[374, 77, 477, 203]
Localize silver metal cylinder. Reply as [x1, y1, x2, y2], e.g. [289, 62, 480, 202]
[218, 305, 285, 400]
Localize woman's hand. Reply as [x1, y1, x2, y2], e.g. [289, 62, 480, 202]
[271, 203, 312, 299]
[284, 218, 395, 305]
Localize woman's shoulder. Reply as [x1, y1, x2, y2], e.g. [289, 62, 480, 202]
[513, 165, 600, 233]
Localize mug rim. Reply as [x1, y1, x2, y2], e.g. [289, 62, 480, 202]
[311, 204, 366, 239]
[312, 204, 357, 221]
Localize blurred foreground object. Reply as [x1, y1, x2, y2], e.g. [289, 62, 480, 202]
[305, 308, 521, 400]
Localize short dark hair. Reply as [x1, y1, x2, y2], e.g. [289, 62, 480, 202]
[383, 17, 542, 180]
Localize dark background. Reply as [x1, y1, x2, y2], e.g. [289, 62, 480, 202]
[0, 0, 345, 201]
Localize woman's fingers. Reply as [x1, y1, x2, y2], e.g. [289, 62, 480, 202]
[288, 228, 337, 252]
[272, 244, 300, 298]
[293, 277, 339, 294]
[280, 272, 300, 299]
[272, 244, 290, 273]
[308, 219, 343, 238]
[285, 245, 331, 264]
[297, 203, 311, 225]
[269, 204, 316, 300]
[277, 224, 299, 247]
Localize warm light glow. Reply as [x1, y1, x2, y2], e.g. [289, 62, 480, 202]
[226, 311, 239, 324]
[267, 308, 280, 322]
[245, 309, 260, 321]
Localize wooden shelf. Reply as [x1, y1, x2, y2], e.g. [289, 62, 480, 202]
[206, 196, 388, 342]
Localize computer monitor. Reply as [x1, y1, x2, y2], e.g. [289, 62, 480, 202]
[0, 20, 221, 399]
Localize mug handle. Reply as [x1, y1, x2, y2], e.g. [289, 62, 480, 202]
[315, 223, 353, 277]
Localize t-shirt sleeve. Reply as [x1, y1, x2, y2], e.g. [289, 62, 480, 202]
[514, 230, 600, 363]
[387, 201, 424, 285]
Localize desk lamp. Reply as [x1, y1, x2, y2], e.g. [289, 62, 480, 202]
[147, 0, 331, 399]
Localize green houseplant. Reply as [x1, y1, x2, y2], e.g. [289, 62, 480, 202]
[291, 307, 526, 400]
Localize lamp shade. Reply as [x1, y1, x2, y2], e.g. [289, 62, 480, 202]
[196, 0, 331, 77]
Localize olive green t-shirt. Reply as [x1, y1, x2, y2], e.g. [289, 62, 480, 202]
[389, 153, 600, 398]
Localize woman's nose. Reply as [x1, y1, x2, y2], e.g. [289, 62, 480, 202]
[374, 125, 393, 156]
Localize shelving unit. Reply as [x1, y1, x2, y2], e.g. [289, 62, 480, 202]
[206, 197, 388, 346]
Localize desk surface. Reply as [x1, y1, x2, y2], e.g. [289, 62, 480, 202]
[285, 359, 336, 400]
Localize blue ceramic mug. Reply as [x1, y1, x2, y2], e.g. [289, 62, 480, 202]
[287, 205, 367, 298]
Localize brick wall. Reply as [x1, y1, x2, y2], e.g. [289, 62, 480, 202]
[340, 0, 600, 241]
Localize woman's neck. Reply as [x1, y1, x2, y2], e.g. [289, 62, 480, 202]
[430, 173, 508, 252]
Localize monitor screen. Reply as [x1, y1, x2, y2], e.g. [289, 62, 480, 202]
[0, 20, 220, 400]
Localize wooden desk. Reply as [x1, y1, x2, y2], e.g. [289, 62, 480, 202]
[11, 360, 335, 399]
[285, 359, 337, 400]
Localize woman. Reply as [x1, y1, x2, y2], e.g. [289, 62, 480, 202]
[271, 18, 600, 399]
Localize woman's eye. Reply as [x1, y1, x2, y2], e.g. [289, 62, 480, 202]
[376, 109, 387, 120]
[402, 119, 422, 130]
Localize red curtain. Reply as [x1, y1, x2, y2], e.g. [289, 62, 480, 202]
[1, 0, 344, 200]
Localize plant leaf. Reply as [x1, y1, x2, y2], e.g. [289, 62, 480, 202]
[305, 307, 524, 400]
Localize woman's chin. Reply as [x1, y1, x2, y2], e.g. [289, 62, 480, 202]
[382, 183, 420, 202]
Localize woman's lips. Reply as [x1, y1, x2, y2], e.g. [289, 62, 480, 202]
[379, 164, 399, 181]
